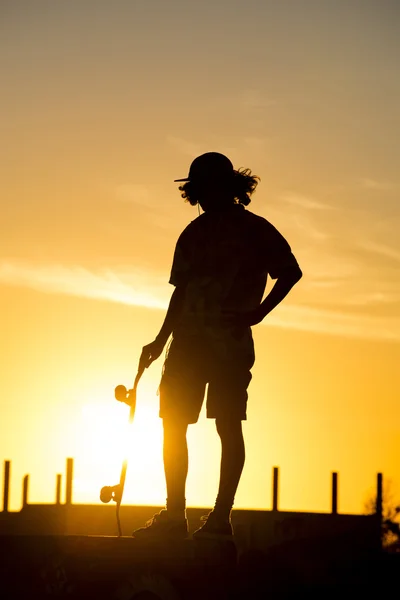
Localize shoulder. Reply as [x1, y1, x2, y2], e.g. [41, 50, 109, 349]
[244, 210, 293, 253]
[175, 213, 206, 247]
[242, 209, 282, 235]
[185, 212, 209, 231]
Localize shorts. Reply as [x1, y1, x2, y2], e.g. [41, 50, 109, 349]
[158, 336, 255, 424]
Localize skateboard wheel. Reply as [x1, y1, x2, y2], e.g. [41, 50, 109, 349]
[115, 385, 128, 402]
[100, 486, 113, 503]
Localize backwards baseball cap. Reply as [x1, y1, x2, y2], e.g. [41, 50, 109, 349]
[174, 152, 234, 182]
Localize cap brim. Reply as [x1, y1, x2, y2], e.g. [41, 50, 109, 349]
[174, 178, 190, 182]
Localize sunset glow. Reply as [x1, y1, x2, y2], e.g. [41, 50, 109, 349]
[1, 1, 399, 515]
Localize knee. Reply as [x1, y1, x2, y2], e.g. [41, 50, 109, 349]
[216, 418, 243, 440]
[163, 419, 188, 441]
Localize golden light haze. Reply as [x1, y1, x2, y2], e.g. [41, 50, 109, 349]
[1, 1, 399, 513]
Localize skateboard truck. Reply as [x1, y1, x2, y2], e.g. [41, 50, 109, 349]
[100, 363, 145, 536]
[114, 384, 134, 406]
[99, 484, 123, 504]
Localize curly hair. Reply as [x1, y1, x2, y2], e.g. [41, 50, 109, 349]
[178, 168, 260, 207]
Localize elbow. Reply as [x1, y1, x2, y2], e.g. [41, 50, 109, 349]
[293, 265, 303, 283]
[280, 265, 302, 287]
[283, 265, 302, 285]
[272, 265, 303, 286]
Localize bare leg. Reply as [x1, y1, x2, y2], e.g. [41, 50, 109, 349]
[214, 418, 245, 521]
[163, 419, 189, 516]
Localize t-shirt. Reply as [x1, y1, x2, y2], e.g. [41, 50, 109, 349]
[169, 204, 299, 360]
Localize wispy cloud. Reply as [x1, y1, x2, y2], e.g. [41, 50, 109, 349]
[287, 212, 331, 242]
[269, 304, 400, 343]
[358, 241, 400, 263]
[115, 184, 151, 205]
[166, 136, 204, 157]
[241, 89, 276, 110]
[1, 260, 399, 343]
[0, 261, 168, 310]
[265, 205, 332, 244]
[341, 292, 400, 306]
[281, 193, 333, 211]
[359, 178, 396, 191]
[243, 137, 268, 152]
[112, 182, 179, 230]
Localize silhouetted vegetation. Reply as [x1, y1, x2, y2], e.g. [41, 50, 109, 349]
[364, 478, 400, 548]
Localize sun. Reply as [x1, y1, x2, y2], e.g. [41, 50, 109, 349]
[73, 385, 165, 506]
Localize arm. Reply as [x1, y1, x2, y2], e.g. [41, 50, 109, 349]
[247, 264, 302, 326]
[140, 285, 186, 368]
[244, 220, 302, 326]
[155, 285, 186, 346]
[139, 228, 190, 368]
[223, 264, 302, 328]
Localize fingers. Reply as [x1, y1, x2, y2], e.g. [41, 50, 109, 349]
[143, 353, 153, 368]
[140, 341, 163, 369]
[140, 354, 151, 369]
[139, 347, 153, 368]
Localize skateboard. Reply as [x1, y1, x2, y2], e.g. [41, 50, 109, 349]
[99, 362, 145, 536]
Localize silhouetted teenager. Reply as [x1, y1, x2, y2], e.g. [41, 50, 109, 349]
[133, 152, 302, 540]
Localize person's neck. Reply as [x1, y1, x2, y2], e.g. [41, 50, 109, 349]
[204, 201, 238, 213]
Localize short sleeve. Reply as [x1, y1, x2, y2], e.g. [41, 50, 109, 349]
[260, 220, 300, 279]
[169, 233, 191, 287]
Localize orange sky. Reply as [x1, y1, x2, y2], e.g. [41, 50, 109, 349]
[1, 1, 399, 514]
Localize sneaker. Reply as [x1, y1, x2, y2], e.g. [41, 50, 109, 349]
[192, 511, 233, 541]
[132, 509, 189, 540]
